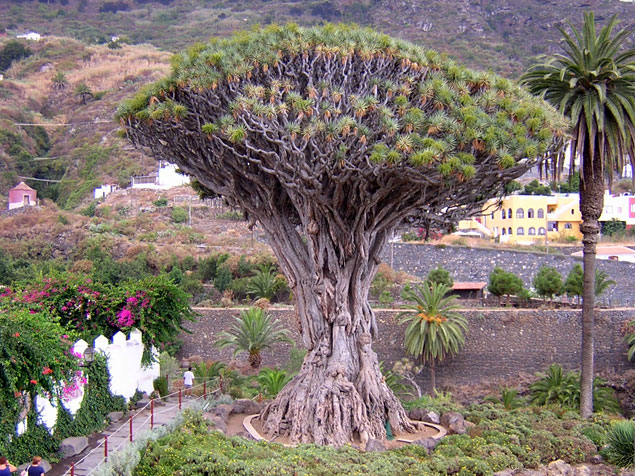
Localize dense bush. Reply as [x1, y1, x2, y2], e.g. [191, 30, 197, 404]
[0, 273, 196, 362]
[529, 364, 621, 413]
[0, 309, 79, 461]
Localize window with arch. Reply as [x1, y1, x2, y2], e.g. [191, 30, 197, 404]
[538, 227, 546, 235]
[491, 212, 495, 219]
[537, 208, 544, 218]
[508, 208, 512, 218]
[501, 209, 506, 219]
[502, 228, 506, 235]
[527, 208, 534, 218]
[508, 227, 512, 235]
[517, 227, 525, 235]
[528, 227, 536, 235]
[516, 208, 524, 218]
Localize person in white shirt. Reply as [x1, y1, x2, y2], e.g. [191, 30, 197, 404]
[183, 367, 195, 398]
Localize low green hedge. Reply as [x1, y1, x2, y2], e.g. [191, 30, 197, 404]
[132, 404, 616, 476]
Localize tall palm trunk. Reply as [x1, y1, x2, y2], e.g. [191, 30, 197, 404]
[579, 144, 605, 418]
[429, 358, 436, 395]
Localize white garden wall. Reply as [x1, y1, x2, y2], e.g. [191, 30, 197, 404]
[19, 329, 159, 435]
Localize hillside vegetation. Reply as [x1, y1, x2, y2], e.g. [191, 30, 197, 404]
[1, 0, 633, 76]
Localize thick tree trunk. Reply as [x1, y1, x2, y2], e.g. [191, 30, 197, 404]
[256, 210, 416, 446]
[579, 145, 605, 419]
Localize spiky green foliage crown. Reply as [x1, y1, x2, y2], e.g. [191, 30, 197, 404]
[118, 24, 568, 228]
[119, 23, 566, 172]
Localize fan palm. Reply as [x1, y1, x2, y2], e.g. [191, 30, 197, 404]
[52, 72, 68, 90]
[398, 282, 468, 394]
[521, 12, 635, 418]
[215, 307, 293, 368]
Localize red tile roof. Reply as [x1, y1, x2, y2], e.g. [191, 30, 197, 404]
[10, 181, 36, 192]
[452, 282, 488, 290]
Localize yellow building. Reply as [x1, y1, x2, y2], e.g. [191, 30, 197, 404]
[458, 194, 582, 244]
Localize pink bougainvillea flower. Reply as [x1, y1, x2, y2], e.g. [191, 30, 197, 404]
[126, 297, 138, 305]
[30, 379, 37, 385]
[117, 308, 134, 327]
[14, 332, 20, 337]
[42, 367, 53, 375]
[29, 309, 36, 314]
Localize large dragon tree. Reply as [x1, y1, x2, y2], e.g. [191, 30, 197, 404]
[118, 24, 566, 446]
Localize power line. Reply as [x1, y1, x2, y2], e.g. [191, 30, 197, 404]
[18, 176, 62, 183]
[14, 120, 112, 127]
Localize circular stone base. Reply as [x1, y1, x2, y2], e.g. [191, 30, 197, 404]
[242, 414, 446, 447]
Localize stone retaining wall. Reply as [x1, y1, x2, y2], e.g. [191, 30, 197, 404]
[380, 243, 635, 307]
[182, 307, 634, 388]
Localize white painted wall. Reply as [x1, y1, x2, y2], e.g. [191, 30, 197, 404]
[17, 330, 160, 436]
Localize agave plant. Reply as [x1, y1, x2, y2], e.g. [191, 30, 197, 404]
[601, 420, 635, 468]
[215, 307, 293, 368]
[257, 368, 293, 397]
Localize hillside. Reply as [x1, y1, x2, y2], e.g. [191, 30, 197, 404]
[0, 37, 170, 206]
[1, 0, 633, 77]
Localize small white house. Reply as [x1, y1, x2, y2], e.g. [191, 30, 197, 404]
[131, 162, 190, 190]
[16, 32, 41, 41]
[94, 184, 118, 199]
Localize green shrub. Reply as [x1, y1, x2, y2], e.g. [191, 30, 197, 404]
[529, 364, 621, 413]
[601, 420, 635, 468]
[154, 197, 168, 207]
[401, 231, 418, 242]
[153, 376, 169, 397]
[171, 206, 188, 223]
[257, 368, 293, 397]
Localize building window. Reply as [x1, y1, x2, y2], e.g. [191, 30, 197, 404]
[516, 208, 524, 218]
[508, 227, 512, 235]
[538, 227, 546, 235]
[501, 209, 506, 219]
[508, 208, 512, 218]
[502, 228, 506, 235]
[528, 227, 536, 235]
[491, 212, 495, 219]
[537, 208, 544, 218]
[564, 223, 572, 229]
[517, 227, 525, 235]
[571, 209, 574, 215]
[527, 208, 534, 218]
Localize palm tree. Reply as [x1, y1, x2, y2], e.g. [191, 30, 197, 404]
[398, 282, 468, 394]
[215, 307, 293, 368]
[74, 82, 93, 104]
[52, 72, 68, 90]
[521, 12, 635, 418]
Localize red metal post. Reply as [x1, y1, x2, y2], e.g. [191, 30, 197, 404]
[70, 462, 75, 476]
[104, 435, 108, 462]
[151, 398, 154, 429]
[203, 381, 207, 399]
[129, 415, 133, 442]
[178, 389, 182, 410]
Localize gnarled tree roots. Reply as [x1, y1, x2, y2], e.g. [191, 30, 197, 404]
[259, 349, 416, 446]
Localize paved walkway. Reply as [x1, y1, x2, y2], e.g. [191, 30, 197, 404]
[53, 397, 201, 476]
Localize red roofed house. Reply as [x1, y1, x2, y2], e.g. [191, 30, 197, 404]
[451, 282, 488, 300]
[8, 182, 37, 210]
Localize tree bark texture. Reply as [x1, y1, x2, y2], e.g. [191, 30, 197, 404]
[255, 202, 416, 445]
[578, 142, 605, 419]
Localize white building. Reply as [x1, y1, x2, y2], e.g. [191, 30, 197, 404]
[16, 32, 41, 41]
[131, 162, 190, 190]
[600, 192, 635, 230]
[94, 184, 118, 199]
